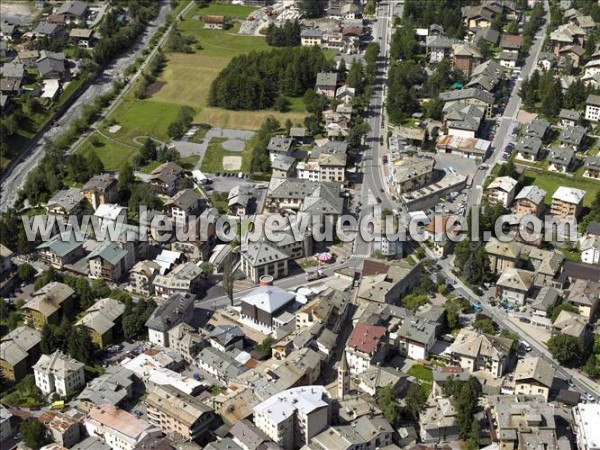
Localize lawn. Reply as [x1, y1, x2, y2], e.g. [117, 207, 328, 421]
[104, 11, 308, 136]
[192, 3, 259, 19]
[407, 364, 434, 383]
[523, 169, 600, 208]
[80, 133, 137, 171]
[201, 137, 252, 173]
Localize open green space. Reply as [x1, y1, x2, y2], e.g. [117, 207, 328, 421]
[201, 137, 252, 173]
[407, 364, 433, 383]
[523, 169, 600, 208]
[80, 133, 137, 171]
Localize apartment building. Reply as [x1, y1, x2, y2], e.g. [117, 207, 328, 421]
[146, 384, 214, 441]
[145, 292, 195, 347]
[82, 173, 118, 210]
[345, 323, 387, 375]
[75, 297, 126, 348]
[129, 260, 161, 297]
[389, 157, 435, 196]
[495, 268, 535, 305]
[0, 326, 41, 381]
[21, 282, 75, 330]
[485, 238, 522, 275]
[33, 350, 85, 396]
[85, 405, 163, 450]
[551, 186, 586, 218]
[153, 262, 203, 299]
[40, 411, 81, 448]
[572, 404, 600, 450]
[513, 185, 546, 217]
[486, 176, 518, 207]
[448, 329, 513, 378]
[253, 386, 330, 450]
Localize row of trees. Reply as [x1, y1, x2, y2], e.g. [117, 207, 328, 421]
[522, 3, 544, 51]
[265, 20, 301, 47]
[519, 69, 593, 117]
[209, 46, 331, 110]
[165, 27, 199, 53]
[134, 137, 180, 169]
[136, 50, 166, 99]
[250, 116, 282, 173]
[387, 61, 424, 124]
[168, 105, 196, 139]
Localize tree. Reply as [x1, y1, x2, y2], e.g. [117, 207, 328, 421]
[67, 326, 95, 364]
[200, 262, 214, 278]
[377, 384, 401, 426]
[540, 78, 563, 117]
[456, 377, 481, 439]
[405, 383, 427, 420]
[337, 58, 347, 79]
[222, 254, 236, 306]
[402, 294, 429, 311]
[40, 323, 57, 355]
[547, 334, 584, 367]
[91, 279, 111, 299]
[550, 302, 578, 322]
[274, 95, 290, 112]
[445, 300, 460, 330]
[256, 336, 274, 358]
[118, 162, 135, 203]
[473, 318, 495, 335]
[300, 0, 324, 18]
[140, 138, 157, 163]
[20, 418, 50, 450]
[425, 97, 444, 120]
[346, 60, 365, 93]
[17, 263, 36, 283]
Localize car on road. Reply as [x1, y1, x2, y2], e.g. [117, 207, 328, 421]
[376, 197, 382, 203]
[519, 317, 531, 324]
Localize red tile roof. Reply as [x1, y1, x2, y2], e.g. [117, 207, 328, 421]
[347, 323, 387, 354]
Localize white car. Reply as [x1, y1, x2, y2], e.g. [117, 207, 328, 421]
[583, 393, 596, 402]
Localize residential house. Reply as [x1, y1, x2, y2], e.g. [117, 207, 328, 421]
[22, 282, 75, 330]
[195, 347, 247, 384]
[266, 178, 344, 219]
[538, 51, 556, 71]
[452, 43, 482, 77]
[473, 27, 500, 46]
[37, 51, 66, 79]
[567, 279, 599, 320]
[513, 185, 546, 217]
[357, 258, 421, 304]
[240, 241, 291, 284]
[36, 231, 85, 269]
[153, 261, 203, 298]
[559, 108, 581, 128]
[85, 405, 162, 450]
[0, 63, 23, 96]
[33, 350, 85, 396]
[396, 317, 438, 360]
[166, 189, 203, 225]
[33, 22, 64, 39]
[228, 185, 256, 216]
[0, 406, 12, 442]
[580, 235, 600, 265]
[252, 386, 330, 450]
[0, 326, 41, 381]
[559, 125, 586, 150]
[75, 297, 126, 348]
[229, 420, 276, 450]
[499, 34, 523, 69]
[531, 286, 560, 317]
[56, 1, 88, 22]
[550, 23, 585, 55]
[486, 176, 518, 207]
[315, 72, 338, 98]
[145, 292, 195, 347]
[272, 154, 297, 178]
[167, 323, 204, 365]
[129, 260, 161, 297]
[267, 135, 295, 163]
[467, 59, 504, 92]
[462, 3, 499, 29]
[300, 29, 323, 47]
[356, 366, 408, 397]
[583, 155, 600, 179]
[149, 162, 184, 195]
[171, 209, 217, 261]
[82, 173, 118, 210]
[69, 28, 95, 48]
[345, 323, 387, 375]
[18, 49, 40, 67]
[426, 36, 461, 63]
[422, 215, 458, 258]
[558, 44, 585, 67]
[553, 309, 588, 340]
[585, 93, 600, 122]
[46, 188, 84, 221]
[146, 384, 214, 441]
[203, 15, 225, 29]
[524, 119, 550, 141]
[551, 186, 586, 218]
[240, 285, 296, 331]
[435, 135, 491, 159]
[514, 136, 543, 162]
[448, 329, 513, 378]
[495, 268, 535, 305]
[547, 147, 575, 173]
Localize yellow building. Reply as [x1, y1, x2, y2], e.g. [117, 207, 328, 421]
[21, 282, 75, 330]
[75, 297, 126, 348]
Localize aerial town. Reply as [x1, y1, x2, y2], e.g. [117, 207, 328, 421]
[0, 0, 599, 450]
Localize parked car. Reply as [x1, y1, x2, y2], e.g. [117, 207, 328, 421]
[519, 317, 531, 324]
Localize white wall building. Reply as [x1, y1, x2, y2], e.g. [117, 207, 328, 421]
[253, 386, 330, 450]
[572, 404, 600, 450]
[33, 351, 85, 397]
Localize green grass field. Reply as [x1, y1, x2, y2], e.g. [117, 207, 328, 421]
[80, 133, 137, 171]
[407, 365, 434, 383]
[523, 169, 600, 208]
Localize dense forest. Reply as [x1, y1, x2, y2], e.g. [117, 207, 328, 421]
[266, 20, 301, 47]
[402, 0, 471, 38]
[209, 46, 332, 110]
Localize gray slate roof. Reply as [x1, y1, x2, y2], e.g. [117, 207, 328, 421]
[145, 292, 195, 332]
